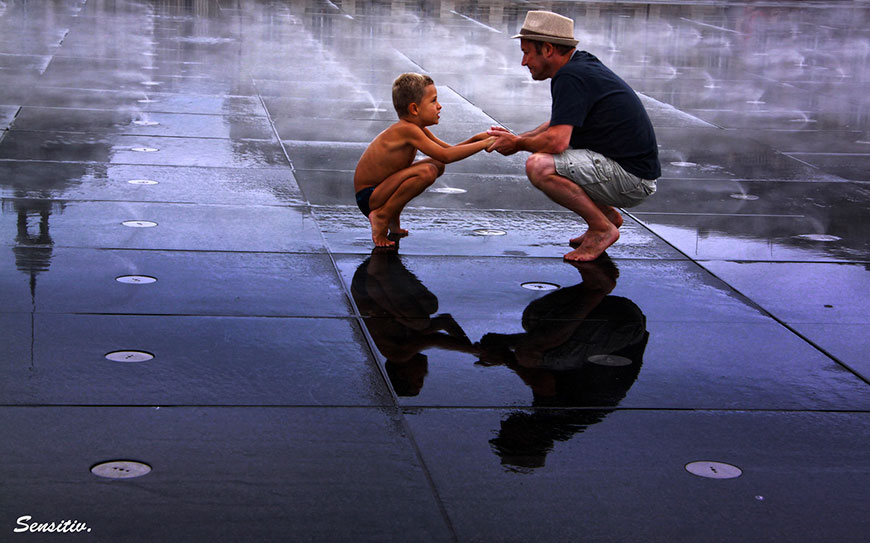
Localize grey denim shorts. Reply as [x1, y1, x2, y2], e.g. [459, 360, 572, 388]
[553, 149, 656, 208]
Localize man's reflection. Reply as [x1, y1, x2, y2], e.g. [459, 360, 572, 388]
[476, 256, 648, 472]
[351, 249, 476, 396]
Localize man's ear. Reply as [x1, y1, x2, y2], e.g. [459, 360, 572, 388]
[541, 42, 555, 57]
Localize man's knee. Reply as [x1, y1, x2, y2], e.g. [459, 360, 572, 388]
[525, 153, 556, 187]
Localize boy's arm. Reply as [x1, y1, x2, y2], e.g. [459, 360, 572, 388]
[456, 131, 491, 145]
[421, 126, 451, 148]
[407, 125, 495, 164]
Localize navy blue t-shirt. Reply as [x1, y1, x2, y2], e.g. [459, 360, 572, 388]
[550, 51, 661, 180]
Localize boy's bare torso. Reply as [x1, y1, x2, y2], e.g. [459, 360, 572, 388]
[354, 121, 424, 192]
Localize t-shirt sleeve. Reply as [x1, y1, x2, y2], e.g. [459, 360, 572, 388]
[550, 73, 590, 128]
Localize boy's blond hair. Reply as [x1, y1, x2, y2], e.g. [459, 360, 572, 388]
[392, 72, 434, 117]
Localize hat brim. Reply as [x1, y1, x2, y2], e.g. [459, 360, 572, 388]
[512, 33, 578, 48]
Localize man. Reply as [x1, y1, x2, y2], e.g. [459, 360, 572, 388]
[487, 11, 660, 261]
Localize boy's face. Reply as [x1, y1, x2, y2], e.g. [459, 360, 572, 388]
[414, 84, 441, 125]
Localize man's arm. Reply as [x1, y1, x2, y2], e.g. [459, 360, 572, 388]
[486, 123, 572, 156]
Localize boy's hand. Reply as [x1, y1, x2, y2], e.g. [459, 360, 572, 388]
[486, 129, 520, 155]
[484, 136, 498, 153]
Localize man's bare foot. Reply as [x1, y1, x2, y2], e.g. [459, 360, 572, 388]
[604, 207, 623, 229]
[569, 208, 623, 248]
[563, 226, 619, 262]
[569, 231, 588, 248]
[370, 212, 395, 247]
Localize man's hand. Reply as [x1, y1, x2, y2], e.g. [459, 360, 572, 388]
[486, 127, 520, 155]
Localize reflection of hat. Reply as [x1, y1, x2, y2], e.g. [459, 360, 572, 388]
[512, 11, 579, 48]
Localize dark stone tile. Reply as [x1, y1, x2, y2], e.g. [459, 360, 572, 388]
[700, 262, 870, 325]
[42, 55, 246, 81]
[1, 314, 388, 406]
[343, 253, 865, 410]
[783, 152, 870, 182]
[0, 200, 324, 253]
[406, 410, 870, 542]
[655, 127, 842, 182]
[683, 107, 833, 131]
[633, 215, 870, 263]
[737, 129, 870, 155]
[0, 161, 305, 206]
[39, 29, 256, 91]
[0, 53, 51, 75]
[321, 208, 681, 259]
[0, 406, 452, 542]
[264, 96, 398, 121]
[24, 87, 265, 116]
[631, 179, 870, 262]
[364, 317, 867, 410]
[0, 248, 348, 317]
[791, 323, 870, 382]
[337, 255, 758, 325]
[12, 107, 275, 140]
[0, 105, 18, 130]
[0, 132, 287, 168]
[0, 83, 34, 106]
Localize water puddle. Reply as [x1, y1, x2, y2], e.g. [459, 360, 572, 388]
[730, 193, 759, 200]
[472, 228, 507, 236]
[115, 275, 157, 284]
[521, 282, 559, 291]
[91, 460, 152, 479]
[794, 234, 841, 242]
[105, 350, 154, 362]
[587, 354, 633, 367]
[122, 220, 158, 228]
[685, 461, 742, 479]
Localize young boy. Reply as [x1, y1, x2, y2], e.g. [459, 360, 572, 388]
[354, 72, 495, 247]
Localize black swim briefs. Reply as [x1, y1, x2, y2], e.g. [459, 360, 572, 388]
[356, 187, 375, 217]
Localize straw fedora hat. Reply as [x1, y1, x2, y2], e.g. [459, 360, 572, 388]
[512, 11, 579, 48]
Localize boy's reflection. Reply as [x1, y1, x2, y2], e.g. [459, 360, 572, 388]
[476, 257, 648, 472]
[351, 249, 476, 396]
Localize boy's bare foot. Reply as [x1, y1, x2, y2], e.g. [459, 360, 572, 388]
[563, 226, 619, 262]
[389, 222, 409, 238]
[569, 208, 623, 248]
[369, 212, 395, 247]
[388, 215, 409, 237]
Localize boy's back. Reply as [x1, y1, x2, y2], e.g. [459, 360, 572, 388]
[353, 120, 420, 193]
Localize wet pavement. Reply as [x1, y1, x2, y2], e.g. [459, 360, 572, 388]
[1, 0, 868, 541]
